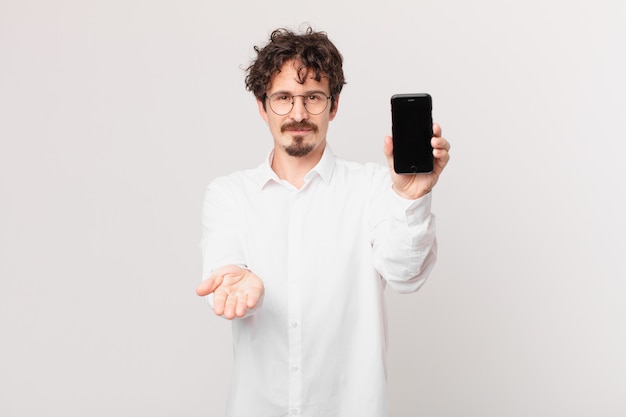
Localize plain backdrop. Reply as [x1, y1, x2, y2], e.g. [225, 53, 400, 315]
[1, 1, 625, 416]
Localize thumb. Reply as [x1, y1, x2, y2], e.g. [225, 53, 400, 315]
[383, 135, 394, 171]
[196, 274, 223, 296]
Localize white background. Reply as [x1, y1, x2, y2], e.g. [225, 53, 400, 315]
[1, 1, 625, 416]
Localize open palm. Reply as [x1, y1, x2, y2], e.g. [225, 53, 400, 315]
[196, 264, 265, 320]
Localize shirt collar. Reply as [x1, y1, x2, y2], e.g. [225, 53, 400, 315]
[256, 144, 336, 190]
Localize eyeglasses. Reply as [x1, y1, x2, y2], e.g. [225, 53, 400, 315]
[266, 92, 332, 116]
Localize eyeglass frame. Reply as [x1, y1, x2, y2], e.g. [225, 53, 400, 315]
[264, 92, 333, 116]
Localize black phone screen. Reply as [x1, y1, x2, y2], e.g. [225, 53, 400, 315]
[391, 93, 433, 174]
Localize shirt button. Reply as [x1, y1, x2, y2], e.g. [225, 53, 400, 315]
[290, 409, 299, 415]
[291, 365, 299, 371]
[290, 321, 298, 328]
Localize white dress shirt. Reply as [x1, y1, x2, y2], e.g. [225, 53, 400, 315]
[200, 145, 437, 417]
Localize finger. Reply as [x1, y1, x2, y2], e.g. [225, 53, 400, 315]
[383, 135, 394, 170]
[432, 147, 450, 175]
[431, 136, 450, 152]
[235, 294, 249, 318]
[432, 123, 441, 137]
[433, 147, 450, 160]
[196, 276, 219, 296]
[246, 288, 264, 309]
[212, 291, 227, 316]
[223, 294, 238, 320]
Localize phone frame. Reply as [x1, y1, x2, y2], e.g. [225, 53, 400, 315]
[390, 93, 434, 174]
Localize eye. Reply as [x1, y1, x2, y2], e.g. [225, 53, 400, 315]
[307, 94, 324, 102]
[274, 95, 291, 102]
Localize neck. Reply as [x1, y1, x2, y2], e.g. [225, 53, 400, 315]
[271, 145, 325, 189]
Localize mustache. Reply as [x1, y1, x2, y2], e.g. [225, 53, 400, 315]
[281, 121, 318, 133]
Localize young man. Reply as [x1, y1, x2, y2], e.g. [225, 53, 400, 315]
[197, 27, 450, 417]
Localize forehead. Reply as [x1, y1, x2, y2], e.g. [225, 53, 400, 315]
[268, 60, 329, 93]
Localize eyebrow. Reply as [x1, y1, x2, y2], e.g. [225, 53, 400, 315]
[268, 90, 328, 96]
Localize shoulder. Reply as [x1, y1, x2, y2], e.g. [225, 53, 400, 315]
[206, 164, 266, 194]
[333, 157, 390, 186]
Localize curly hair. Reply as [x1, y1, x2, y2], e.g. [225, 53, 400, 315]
[245, 27, 346, 112]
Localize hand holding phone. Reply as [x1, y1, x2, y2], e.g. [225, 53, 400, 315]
[390, 93, 433, 174]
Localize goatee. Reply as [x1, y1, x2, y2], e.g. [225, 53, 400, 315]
[285, 136, 314, 157]
[281, 121, 318, 157]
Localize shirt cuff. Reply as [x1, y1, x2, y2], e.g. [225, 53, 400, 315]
[387, 185, 433, 225]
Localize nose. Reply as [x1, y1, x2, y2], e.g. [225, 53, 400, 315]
[289, 96, 308, 122]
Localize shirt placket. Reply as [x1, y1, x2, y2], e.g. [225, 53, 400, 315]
[287, 190, 304, 415]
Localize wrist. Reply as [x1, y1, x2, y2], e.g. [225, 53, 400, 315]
[392, 184, 431, 200]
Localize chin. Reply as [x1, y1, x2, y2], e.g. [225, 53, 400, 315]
[285, 144, 314, 157]
[283, 135, 315, 157]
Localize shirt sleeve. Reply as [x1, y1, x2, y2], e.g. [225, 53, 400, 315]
[200, 177, 247, 277]
[199, 176, 263, 317]
[369, 169, 438, 294]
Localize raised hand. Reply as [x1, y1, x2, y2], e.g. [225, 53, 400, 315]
[384, 123, 451, 200]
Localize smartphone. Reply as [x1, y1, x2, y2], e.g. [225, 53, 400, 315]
[390, 93, 434, 174]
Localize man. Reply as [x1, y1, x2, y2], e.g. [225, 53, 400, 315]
[196, 27, 450, 417]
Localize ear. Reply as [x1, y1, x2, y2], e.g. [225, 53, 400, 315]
[257, 98, 269, 123]
[329, 95, 340, 121]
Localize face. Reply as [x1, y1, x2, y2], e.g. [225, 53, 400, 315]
[257, 60, 339, 159]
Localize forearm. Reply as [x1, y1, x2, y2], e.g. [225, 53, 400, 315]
[199, 179, 264, 319]
[371, 187, 437, 293]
